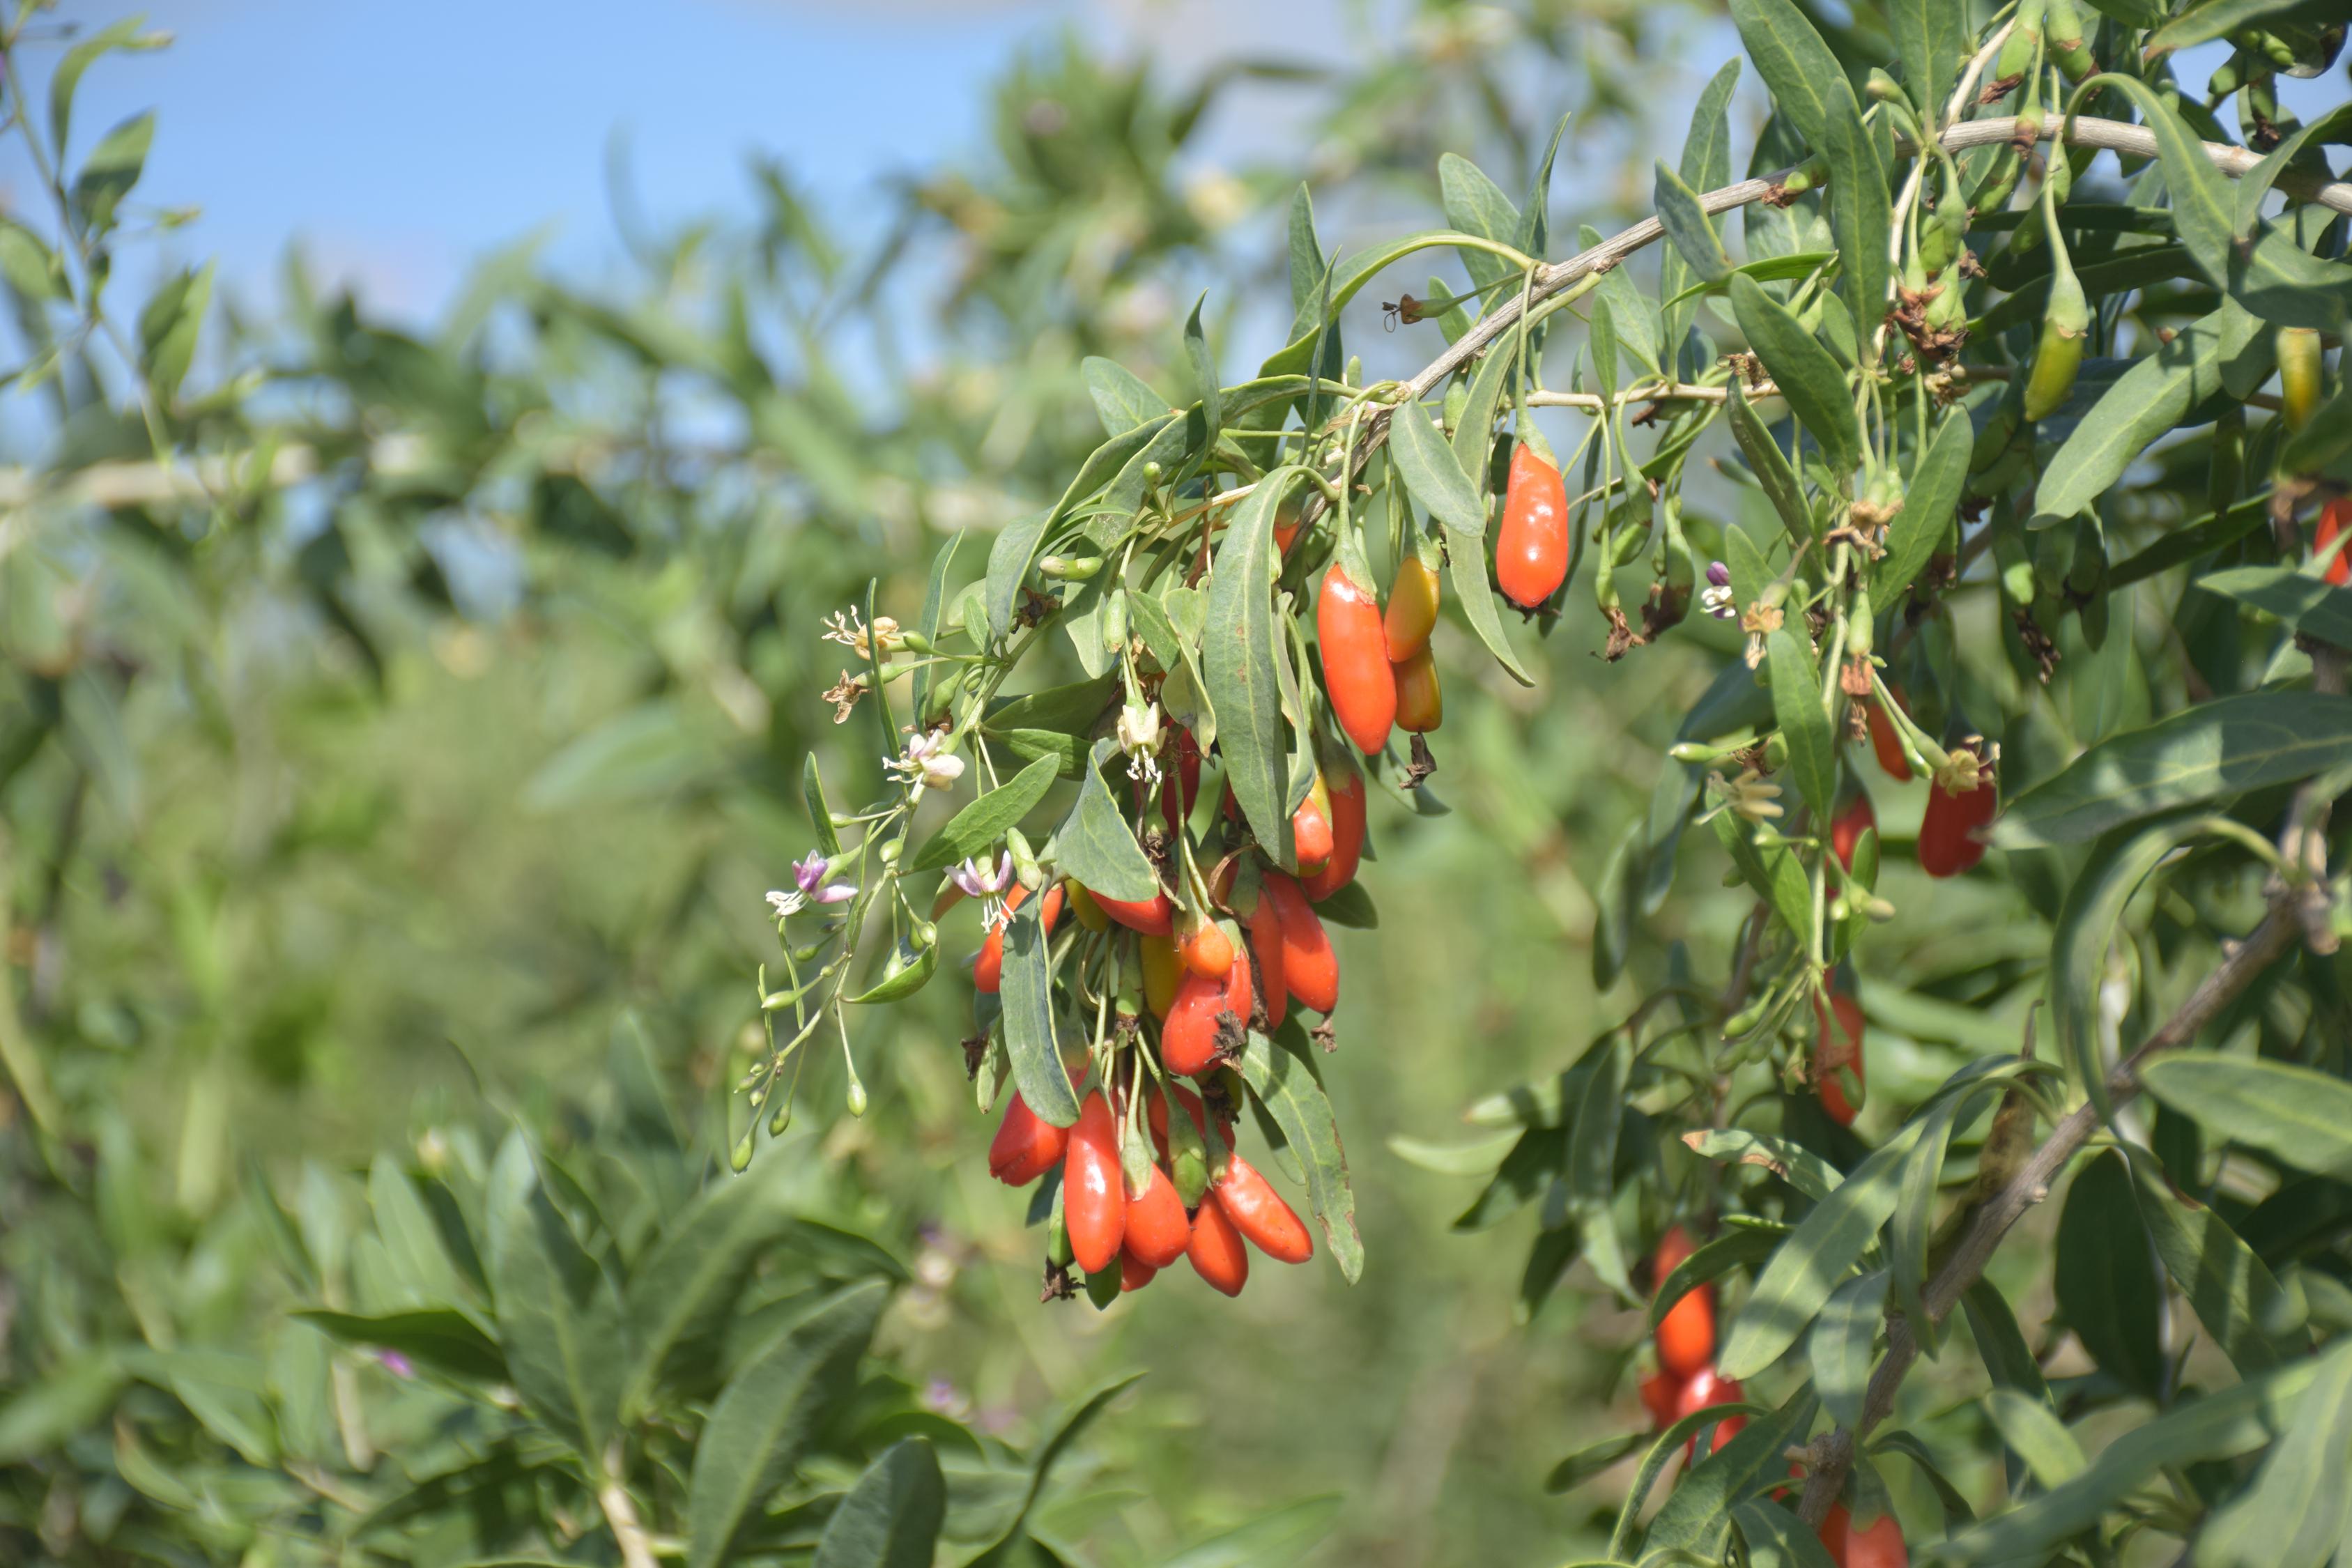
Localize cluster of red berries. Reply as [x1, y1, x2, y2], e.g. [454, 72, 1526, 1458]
[1638, 1229, 1907, 1567]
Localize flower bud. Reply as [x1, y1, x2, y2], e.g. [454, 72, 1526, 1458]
[1039, 555, 1103, 580]
[2280, 328, 2323, 432]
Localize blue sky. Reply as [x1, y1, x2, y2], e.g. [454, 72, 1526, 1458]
[30, 0, 1349, 319]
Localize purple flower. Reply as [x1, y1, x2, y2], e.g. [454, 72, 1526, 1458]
[1705, 560, 1731, 587]
[950, 853, 1013, 900]
[794, 850, 857, 905]
[376, 1350, 415, 1379]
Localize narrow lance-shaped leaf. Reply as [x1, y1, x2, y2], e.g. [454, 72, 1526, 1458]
[812, 1438, 946, 1568]
[1718, 1121, 1928, 1380]
[2139, 1052, 2352, 1183]
[1238, 1026, 1365, 1283]
[1730, 272, 1861, 482]
[1728, 382, 1813, 546]
[483, 1134, 626, 1465]
[686, 1280, 886, 1568]
[1205, 469, 1306, 862]
[1000, 891, 1079, 1130]
[1811, 1269, 1887, 1430]
[1994, 691, 2352, 847]
[1055, 739, 1160, 902]
[909, 754, 1061, 875]
[2052, 1151, 2167, 1401]
[1766, 625, 1836, 821]
[2196, 1339, 2352, 1568]
[1654, 160, 1731, 284]
[2129, 1148, 2309, 1374]
[1875, 409, 1969, 599]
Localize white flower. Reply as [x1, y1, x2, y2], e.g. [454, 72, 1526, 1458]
[766, 889, 806, 918]
[1117, 700, 1163, 785]
[822, 609, 900, 660]
[886, 729, 965, 794]
[951, 853, 1013, 901]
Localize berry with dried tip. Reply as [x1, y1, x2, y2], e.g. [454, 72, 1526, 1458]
[1393, 645, 1443, 733]
[1162, 957, 1253, 1077]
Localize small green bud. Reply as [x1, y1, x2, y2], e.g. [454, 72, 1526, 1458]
[1039, 555, 1102, 581]
[2279, 327, 2323, 431]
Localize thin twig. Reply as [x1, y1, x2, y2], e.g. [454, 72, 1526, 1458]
[599, 1446, 660, 1568]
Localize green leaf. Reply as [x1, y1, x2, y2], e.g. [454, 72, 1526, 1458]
[2034, 311, 2257, 525]
[49, 16, 164, 156]
[1875, 410, 1969, 599]
[484, 1134, 625, 1463]
[1442, 512, 1535, 685]
[0, 217, 63, 302]
[812, 1438, 946, 1568]
[1654, 160, 1731, 284]
[2198, 566, 2352, 650]
[624, 1158, 898, 1415]
[367, 1153, 468, 1310]
[909, 530, 963, 725]
[1438, 154, 1521, 298]
[2147, 0, 2343, 56]
[135, 261, 213, 405]
[1888, 1091, 1968, 1358]
[2197, 1339, 2352, 1568]
[1709, 808, 1814, 941]
[1987, 1388, 2086, 1491]
[1940, 1355, 2329, 1563]
[1205, 470, 1304, 859]
[2280, 381, 2352, 480]
[1719, 1123, 1927, 1380]
[1182, 292, 1222, 455]
[294, 1309, 507, 1383]
[2140, 1053, 2352, 1183]
[2131, 1153, 2308, 1374]
[1560, 1036, 1631, 1293]
[1593, 244, 1661, 379]
[1390, 398, 1489, 539]
[1451, 334, 1519, 498]
[1454, 1126, 1567, 1230]
[1544, 1430, 1648, 1493]
[2074, 75, 2235, 285]
[1663, 59, 1742, 353]
[967, 1374, 1143, 1567]
[1735, 1499, 1840, 1568]
[1730, 273, 1861, 480]
[1885, 0, 1964, 125]
[1728, 383, 1813, 547]
[1149, 1496, 1342, 1568]
[2049, 817, 2207, 1117]
[1811, 1269, 1886, 1430]
[984, 510, 1056, 643]
[0, 1354, 124, 1463]
[1514, 112, 1569, 263]
[1055, 741, 1160, 902]
[984, 672, 1120, 738]
[686, 1280, 886, 1568]
[1311, 879, 1378, 929]
[1766, 626, 1836, 820]
[910, 755, 1061, 875]
[1994, 691, 2352, 846]
[1606, 1399, 1778, 1559]
[1236, 1027, 1365, 1283]
[999, 891, 1079, 1130]
[1962, 1279, 2047, 1400]
[1083, 357, 1166, 438]
[1640, 1390, 1820, 1558]
[2109, 492, 2274, 589]
[804, 754, 841, 859]
[1681, 1129, 1843, 1203]
[70, 110, 153, 237]
[2053, 1151, 2167, 1401]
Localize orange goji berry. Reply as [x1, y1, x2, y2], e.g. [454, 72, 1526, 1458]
[1293, 769, 1336, 874]
[1062, 1093, 1127, 1275]
[1865, 686, 1913, 783]
[1162, 958, 1252, 1077]
[987, 1092, 1069, 1187]
[1214, 1152, 1314, 1263]
[1820, 1504, 1909, 1568]
[1830, 791, 1876, 873]
[1118, 1248, 1158, 1293]
[1675, 1367, 1748, 1463]
[2315, 495, 2351, 587]
[1093, 887, 1174, 935]
[1300, 760, 1365, 901]
[1177, 916, 1234, 981]
[1813, 990, 1867, 1127]
[1187, 1188, 1250, 1297]
[1393, 644, 1442, 732]
[1123, 1163, 1194, 1270]
[1496, 443, 1569, 608]
[1261, 870, 1338, 1015]
[1640, 1369, 1683, 1429]
[1316, 560, 1396, 755]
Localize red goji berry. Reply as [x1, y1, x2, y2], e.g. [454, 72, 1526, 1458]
[1300, 759, 1365, 901]
[974, 883, 1063, 992]
[1261, 870, 1338, 1014]
[1317, 560, 1396, 755]
[1675, 1367, 1747, 1463]
[1866, 687, 1912, 783]
[987, 1092, 1069, 1187]
[1160, 725, 1201, 836]
[1652, 1224, 1716, 1377]
[1496, 443, 1569, 609]
[1062, 1093, 1127, 1275]
[1161, 956, 1252, 1077]
[1918, 752, 1995, 879]
[1092, 887, 1174, 935]
[1213, 1153, 1314, 1263]
[1187, 1189, 1250, 1297]
[1393, 644, 1442, 732]
[1813, 990, 1867, 1128]
[1119, 1248, 1158, 1293]
[1820, 1504, 1909, 1568]
[2315, 495, 2351, 587]
[1123, 1162, 1194, 1269]
[1830, 792, 1876, 873]
[1640, 1370, 1683, 1429]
